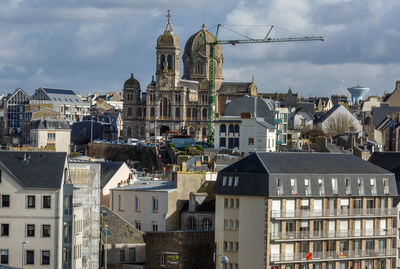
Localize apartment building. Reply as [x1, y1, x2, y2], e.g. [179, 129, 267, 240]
[215, 152, 398, 269]
[0, 152, 69, 268]
[274, 107, 288, 146]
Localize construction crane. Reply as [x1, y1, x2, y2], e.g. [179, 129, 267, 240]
[200, 24, 324, 145]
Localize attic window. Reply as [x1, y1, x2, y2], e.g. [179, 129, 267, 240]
[290, 179, 297, 195]
[383, 178, 389, 195]
[277, 179, 283, 196]
[234, 176, 239, 187]
[228, 176, 233, 187]
[222, 176, 227, 186]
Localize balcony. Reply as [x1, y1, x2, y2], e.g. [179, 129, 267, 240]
[273, 118, 282, 124]
[270, 248, 397, 263]
[276, 129, 282, 134]
[271, 228, 396, 241]
[276, 140, 283, 146]
[271, 208, 397, 219]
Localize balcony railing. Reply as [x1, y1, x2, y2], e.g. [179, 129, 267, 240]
[271, 208, 397, 219]
[273, 118, 283, 124]
[271, 228, 396, 241]
[270, 248, 397, 263]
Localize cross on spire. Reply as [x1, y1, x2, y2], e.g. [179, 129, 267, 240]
[164, 9, 174, 33]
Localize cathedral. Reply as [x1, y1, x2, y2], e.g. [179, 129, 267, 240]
[123, 11, 258, 140]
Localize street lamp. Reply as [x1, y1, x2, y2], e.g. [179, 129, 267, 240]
[21, 241, 29, 269]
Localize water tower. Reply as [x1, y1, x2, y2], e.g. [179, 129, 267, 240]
[347, 86, 370, 104]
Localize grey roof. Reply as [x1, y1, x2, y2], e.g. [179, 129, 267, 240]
[31, 119, 70, 129]
[295, 102, 315, 115]
[369, 152, 400, 194]
[371, 104, 400, 128]
[256, 119, 275, 129]
[223, 96, 274, 124]
[32, 87, 89, 104]
[0, 151, 67, 189]
[112, 180, 176, 192]
[218, 82, 252, 94]
[100, 162, 125, 188]
[314, 104, 341, 124]
[215, 152, 396, 197]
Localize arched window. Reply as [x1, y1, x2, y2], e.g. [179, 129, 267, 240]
[235, 124, 240, 133]
[127, 126, 132, 137]
[140, 126, 145, 137]
[167, 55, 172, 70]
[175, 108, 180, 119]
[228, 124, 234, 133]
[138, 107, 142, 117]
[202, 108, 207, 120]
[202, 127, 207, 137]
[220, 124, 226, 133]
[160, 55, 165, 70]
[186, 108, 191, 119]
[163, 98, 168, 117]
[127, 107, 132, 117]
[150, 107, 155, 117]
[190, 127, 195, 136]
[192, 109, 197, 119]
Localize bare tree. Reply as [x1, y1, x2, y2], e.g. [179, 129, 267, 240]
[324, 113, 355, 137]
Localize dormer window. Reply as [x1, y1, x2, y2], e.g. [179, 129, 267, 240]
[222, 176, 227, 186]
[277, 179, 283, 196]
[383, 178, 389, 195]
[332, 178, 338, 195]
[228, 176, 233, 187]
[345, 178, 351, 195]
[318, 179, 325, 195]
[304, 179, 311, 196]
[358, 178, 364, 195]
[290, 179, 297, 195]
[234, 176, 239, 187]
[370, 179, 376, 195]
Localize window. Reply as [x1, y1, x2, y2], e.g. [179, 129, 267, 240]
[234, 138, 239, 148]
[234, 176, 239, 187]
[223, 241, 227, 251]
[331, 178, 337, 195]
[224, 198, 228, 208]
[220, 138, 226, 147]
[222, 176, 227, 186]
[118, 195, 123, 211]
[135, 221, 142, 231]
[1, 224, 9, 236]
[224, 220, 228, 230]
[290, 179, 297, 194]
[202, 108, 207, 120]
[236, 198, 239, 208]
[248, 137, 254, 145]
[234, 124, 240, 133]
[318, 179, 325, 195]
[345, 178, 351, 194]
[1, 195, 9, 207]
[47, 133, 56, 140]
[188, 217, 196, 230]
[230, 242, 234, 250]
[27, 195, 35, 208]
[129, 248, 136, 262]
[43, 196, 51, 209]
[304, 179, 311, 195]
[152, 222, 158, 232]
[357, 178, 364, 195]
[167, 55, 172, 70]
[383, 178, 389, 194]
[371, 178, 377, 195]
[220, 124, 226, 133]
[228, 124, 234, 133]
[150, 107, 155, 117]
[301, 199, 309, 210]
[0, 250, 8, 264]
[230, 198, 234, 208]
[135, 196, 141, 211]
[42, 225, 51, 237]
[26, 250, 34, 264]
[152, 197, 158, 212]
[228, 138, 234, 149]
[230, 220, 234, 229]
[175, 108, 180, 119]
[27, 224, 35, 237]
[228, 176, 233, 187]
[236, 242, 239, 251]
[41, 250, 50, 265]
[160, 253, 165, 266]
[236, 220, 239, 230]
[120, 250, 125, 262]
[203, 218, 211, 231]
[0, 170, 2, 183]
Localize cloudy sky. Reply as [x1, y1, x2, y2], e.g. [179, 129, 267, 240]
[0, 0, 399, 98]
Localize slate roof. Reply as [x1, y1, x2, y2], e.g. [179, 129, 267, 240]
[31, 119, 70, 129]
[314, 104, 341, 124]
[371, 104, 400, 128]
[295, 102, 315, 115]
[369, 152, 400, 194]
[218, 82, 252, 94]
[223, 96, 274, 124]
[216, 152, 396, 197]
[112, 180, 176, 192]
[0, 151, 66, 189]
[32, 87, 88, 104]
[100, 162, 125, 189]
[100, 205, 144, 245]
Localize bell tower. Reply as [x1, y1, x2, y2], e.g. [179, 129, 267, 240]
[155, 10, 181, 88]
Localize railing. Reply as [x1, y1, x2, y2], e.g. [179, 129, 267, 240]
[273, 118, 282, 124]
[271, 208, 397, 219]
[271, 228, 396, 240]
[270, 248, 397, 263]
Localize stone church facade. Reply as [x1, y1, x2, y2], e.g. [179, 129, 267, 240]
[123, 12, 258, 140]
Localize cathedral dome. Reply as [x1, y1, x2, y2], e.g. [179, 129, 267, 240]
[124, 73, 140, 90]
[156, 10, 180, 48]
[182, 24, 224, 82]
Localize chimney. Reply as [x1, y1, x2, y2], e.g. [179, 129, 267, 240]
[241, 112, 252, 118]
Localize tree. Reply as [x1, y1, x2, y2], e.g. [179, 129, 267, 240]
[324, 113, 355, 137]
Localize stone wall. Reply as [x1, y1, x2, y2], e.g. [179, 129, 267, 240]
[145, 231, 214, 269]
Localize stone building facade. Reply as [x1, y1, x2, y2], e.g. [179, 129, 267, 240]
[123, 12, 257, 140]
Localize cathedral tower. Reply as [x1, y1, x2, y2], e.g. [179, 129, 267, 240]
[156, 10, 180, 88]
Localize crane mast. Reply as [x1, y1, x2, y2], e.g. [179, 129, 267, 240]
[200, 24, 324, 146]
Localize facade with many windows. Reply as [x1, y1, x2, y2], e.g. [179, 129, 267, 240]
[215, 152, 398, 269]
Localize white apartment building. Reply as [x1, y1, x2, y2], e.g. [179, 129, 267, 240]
[110, 180, 177, 232]
[274, 107, 289, 146]
[214, 114, 276, 153]
[29, 119, 71, 153]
